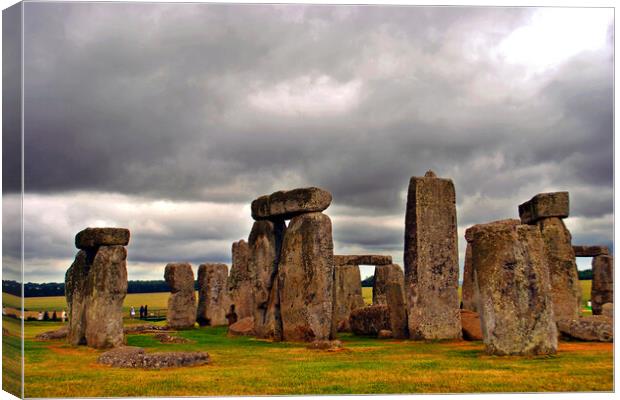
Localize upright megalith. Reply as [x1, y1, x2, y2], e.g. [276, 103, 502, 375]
[251, 187, 332, 220]
[279, 212, 335, 341]
[519, 192, 580, 321]
[196, 263, 229, 326]
[471, 221, 557, 355]
[333, 264, 365, 332]
[65, 227, 129, 349]
[404, 170, 461, 340]
[462, 219, 521, 313]
[249, 219, 285, 340]
[227, 240, 254, 320]
[164, 263, 196, 329]
[591, 255, 613, 315]
[373, 264, 407, 338]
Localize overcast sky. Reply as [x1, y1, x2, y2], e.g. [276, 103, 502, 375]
[3, 3, 614, 283]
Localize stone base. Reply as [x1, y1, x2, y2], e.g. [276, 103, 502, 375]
[98, 346, 210, 368]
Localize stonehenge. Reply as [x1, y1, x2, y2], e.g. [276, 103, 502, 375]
[404, 170, 461, 340]
[65, 227, 129, 349]
[519, 192, 581, 321]
[196, 263, 229, 326]
[470, 221, 557, 355]
[372, 264, 407, 338]
[164, 263, 196, 329]
[591, 255, 613, 315]
[227, 240, 254, 319]
[333, 264, 365, 332]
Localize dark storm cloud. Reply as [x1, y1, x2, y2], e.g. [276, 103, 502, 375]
[13, 4, 614, 281]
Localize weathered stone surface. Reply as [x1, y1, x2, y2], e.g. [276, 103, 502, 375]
[98, 346, 210, 369]
[404, 171, 461, 340]
[251, 187, 332, 221]
[279, 212, 335, 341]
[250, 220, 286, 340]
[471, 222, 557, 355]
[196, 263, 229, 326]
[592, 255, 613, 315]
[333, 264, 365, 332]
[602, 303, 613, 319]
[372, 264, 407, 338]
[460, 310, 483, 341]
[518, 191, 569, 224]
[537, 217, 581, 321]
[228, 317, 255, 336]
[377, 329, 393, 339]
[573, 245, 609, 257]
[557, 316, 613, 342]
[164, 263, 196, 329]
[85, 245, 128, 349]
[463, 220, 520, 313]
[306, 340, 343, 351]
[349, 305, 390, 336]
[227, 240, 254, 320]
[65, 250, 91, 346]
[334, 255, 392, 266]
[36, 326, 69, 341]
[75, 227, 130, 250]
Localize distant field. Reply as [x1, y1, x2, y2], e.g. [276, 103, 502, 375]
[4, 280, 594, 313]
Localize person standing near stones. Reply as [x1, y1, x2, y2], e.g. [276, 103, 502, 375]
[130, 306, 135, 319]
[61, 310, 66, 323]
[139, 305, 145, 319]
[144, 304, 148, 319]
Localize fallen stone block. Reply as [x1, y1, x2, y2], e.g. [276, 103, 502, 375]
[228, 317, 255, 336]
[377, 329, 393, 339]
[251, 187, 332, 220]
[123, 325, 170, 334]
[334, 255, 392, 266]
[152, 333, 192, 344]
[35, 326, 69, 340]
[518, 191, 569, 224]
[602, 303, 613, 319]
[349, 305, 390, 336]
[306, 340, 343, 351]
[573, 245, 609, 257]
[557, 316, 613, 342]
[75, 227, 130, 250]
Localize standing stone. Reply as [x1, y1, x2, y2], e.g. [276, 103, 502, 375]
[333, 264, 365, 332]
[66, 227, 130, 349]
[227, 240, 254, 320]
[591, 255, 613, 315]
[85, 245, 128, 349]
[164, 263, 196, 329]
[65, 250, 91, 346]
[249, 220, 285, 340]
[462, 220, 521, 313]
[536, 217, 581, 321]
[404, 170, 461, 340]
[196, 263, 229, 326]
[373, 264, 408, 339]
[279, 212, 335, 341]
[471, 221, 557, 355]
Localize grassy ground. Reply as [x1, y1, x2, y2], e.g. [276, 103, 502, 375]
[6, 316, 612, 397]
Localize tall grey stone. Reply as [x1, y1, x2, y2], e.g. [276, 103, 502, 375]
[591, 255, 613, 315]
[197, 263, 230, 326]
[85, 245, 128, 349]
[164, 263, 196, 329]
[333, 264, 365, 332]
[471, 221, 557, 355]
[373, 264, 407, 339]
[462, 219, 520, 313]
[279, 212, 335, 341]
[65, 250, 91, 346]
[249, 220, 285, 340]
[404, 170, 461, 340]
[227, 240, 254, 320]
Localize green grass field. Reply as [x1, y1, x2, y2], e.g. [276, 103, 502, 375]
[2, 280, 610, 397]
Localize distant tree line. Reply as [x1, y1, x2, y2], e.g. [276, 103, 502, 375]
[2, 280, 200, 298]
[3, 270, 594, 297]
